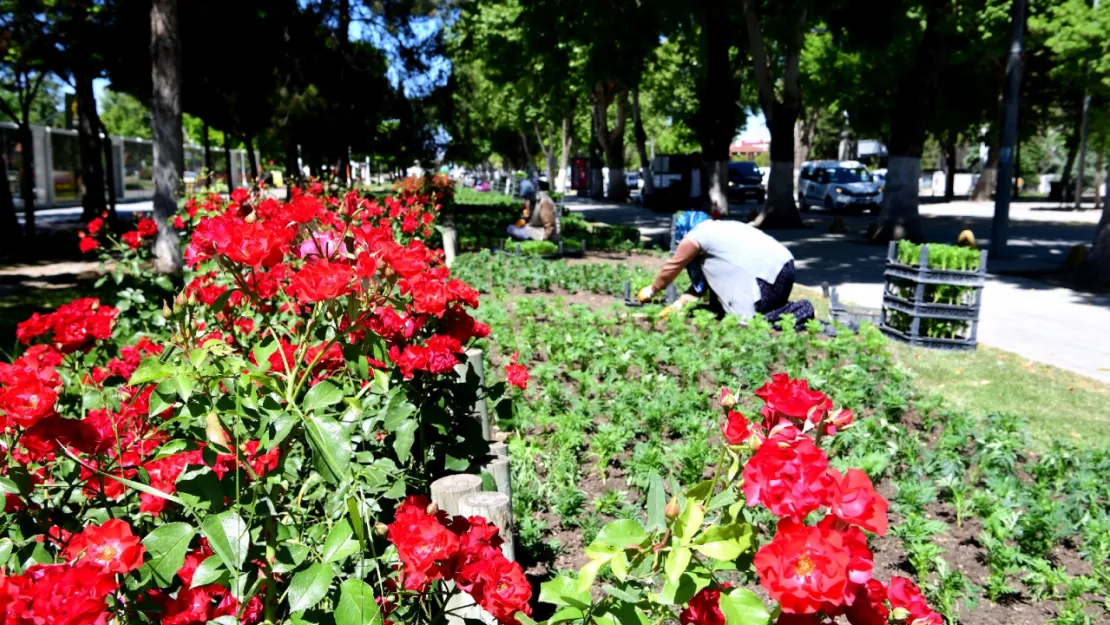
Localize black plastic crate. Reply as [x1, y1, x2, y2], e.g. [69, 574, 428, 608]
[500, 239, 587, 260]
[879, 242, 987, 351]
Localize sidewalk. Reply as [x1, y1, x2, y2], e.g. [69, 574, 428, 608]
[563, 196, 1110, 383]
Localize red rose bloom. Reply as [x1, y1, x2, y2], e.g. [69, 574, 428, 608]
[754, 519, 852, 614]
[78, 235, 99, 253]
[387, 496, 460, 590]
[755, 373, 832, 426]
[288, 259, 355, 303]
[888, 577, 942, 625]
[721, 410, 751, 445]
[845, 579, 889, 625]
[742, 432, 832, 520]
[410, 275, 448, 317]
[136, 218, 158, 238]
[122, 230, 143, 249]
[0, 374, 58, 428]
[826, 468, 888, 535]
[680, 587, 725, 625]
[87, 217, 104, 235]
[64, 519, 145, 574]
[470, 553, 532, 625]
[174, 215, 185, 229]
[504, 353, 529, 390]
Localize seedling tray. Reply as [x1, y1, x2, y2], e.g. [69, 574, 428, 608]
[500, 240, 587, 260]
[622, 281, 678, 308]
[879, 242, 986, 350]
[828, 289, 881, 332]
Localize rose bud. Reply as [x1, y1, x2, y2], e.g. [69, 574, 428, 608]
[664, 497, 680, 522]
[718, 387, 737, 409]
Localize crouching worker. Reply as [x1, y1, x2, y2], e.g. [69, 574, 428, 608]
[638, 211, 814, 328]
[507, 178, 558, 241]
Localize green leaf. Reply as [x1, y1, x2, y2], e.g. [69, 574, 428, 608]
[274, 543, 311, 574]
[719, 588, 771, 625]
[692, 523, 752, 561]
[304, 414, 352, 484]
[286, 563, 335, 613]
[149, 379, 177, 417]
[175, 467, 225, 512]
[539, 574, 592, 610]
[142, 523, 196, 587]
[391, 419, 418, 464]
[202, 511, 250, 572]
[129, 357, 174, 385]
[304, 381, 344, 413]
[346, 497, 367, 551]
[211, 289, 235, 312]
[665, 547, 691, 584]
[335, 579, 383, 625]
[653, 573, 700, 606]
[321, 520, 358, 563]
[0, 477, 20, 496]
[595, 519, 648, 547]
[646, 473, 666, 531]
[381, 392, 416, 430]
[189, 555, 226, 588]
[674, 501, 705, 545]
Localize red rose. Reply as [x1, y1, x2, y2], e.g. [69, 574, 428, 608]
[826, 468, 888, 535]
[136, 218, 158, 238]
[845, 579, 889, 625]
[78, 235, 99, 253]
[754, 519, 852, 614]
[288, 259, 355, 303]
[742, 432, 832, 520]
[680, 587, 725, 625]
[823, 407, 854, 436]
[122, 230, 143, 249]
[0, 374, 58, 428]
[64, 519, 145, 574]
[461, 548, 532, 625]
[721, 410, 751, 445]
[755, 373, 832, 426]
[410, 275, 448, 317]
[231, 188, 250, 204]
[87, 217, 104, 235]
[173, 215, 185, 229]
[888, 577, 942, 625]
[504, 352, 529, 390]
[387, 496, 460, 590]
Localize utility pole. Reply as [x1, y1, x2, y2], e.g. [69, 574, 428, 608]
[990, 0, 1026, 259]
[1075, 0, 1099, 209]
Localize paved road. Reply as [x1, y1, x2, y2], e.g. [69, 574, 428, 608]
[564, 195, 1110, 383]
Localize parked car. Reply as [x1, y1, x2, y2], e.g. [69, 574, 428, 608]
[798, 160, 883, 213]
[727, 161, 765, 203]
[625, 171, 644, 192]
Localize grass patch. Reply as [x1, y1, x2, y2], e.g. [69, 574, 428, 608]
[890, 342, 1110, 449]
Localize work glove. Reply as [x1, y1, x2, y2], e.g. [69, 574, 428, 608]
[637, 285, 656, 303]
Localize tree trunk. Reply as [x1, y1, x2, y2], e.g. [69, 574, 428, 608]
[18, 121, 36, 239]
[533, 122, 556, 191]
[246, 132, 259, 181]
[743, 0, 803, 227]
[202, 121, 212, 187]
[592, 84, 629, 201]
[794, 107, 819, 173]
[151, 0, 184, 272]
[100, 121, 117, 218]
[588, 119, 604, 199]
[1059, 113, 1081, 194]
[871, 0, 952, 243]
[970, 143, 998, 202]
[75, 69, 107, 221]
[1085, 176, 1110, 280]
[632, 82, 656, 197]
[0, 150, 21, 250]
[943, 133, 956, 201]
[1095, 148, 1104, 208]
[698, 0, 736, 214]
[556, 103, 573, 193]
[223, 132, 235, 192]
[284, 131, 298, 201]
[518, 130, 532, 172]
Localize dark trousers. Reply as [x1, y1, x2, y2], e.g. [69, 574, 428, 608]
[708, 260, 815, 329]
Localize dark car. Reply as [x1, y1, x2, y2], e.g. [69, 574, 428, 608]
[728, 161, 765, 203]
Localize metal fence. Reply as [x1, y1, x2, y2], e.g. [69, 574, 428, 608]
[1, 121, 249, 209]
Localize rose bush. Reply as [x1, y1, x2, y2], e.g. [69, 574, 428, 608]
[540, 374, 941, 625]
[0, 179, 530, 624]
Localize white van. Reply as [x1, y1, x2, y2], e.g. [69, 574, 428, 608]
[798, 160, 883, 213]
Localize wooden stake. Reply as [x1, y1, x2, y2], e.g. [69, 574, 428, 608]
[430, 474, 482, 516]
[489, 441, 508, 458]
[454, 348, 490, 440]
[459, 492, 514, 563]
[485, 457, 512, 504]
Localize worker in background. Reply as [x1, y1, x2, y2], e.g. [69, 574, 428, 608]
[638, 211, 814, 326]
[507, 178, 558, 241]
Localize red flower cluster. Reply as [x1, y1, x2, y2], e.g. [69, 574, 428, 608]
[0, 519, 145, 625]
[146, 540, 262, 625]
[504, 352, 529, 390]
[387, 496, 531, 625]
[77, 215, 158, 254]
[15, 297, 118, 352]
[718, 375, 936, 621]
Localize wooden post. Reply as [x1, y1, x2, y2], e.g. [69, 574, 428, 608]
[485, 457, 512, 504]
[430, 474, 482, 516]
[489, 441, 508, 458]
[432, 474, 484, 625]
[459, 492, 514, 563]
[443, 226, 458, 267]
[454, 348, 490, 440]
